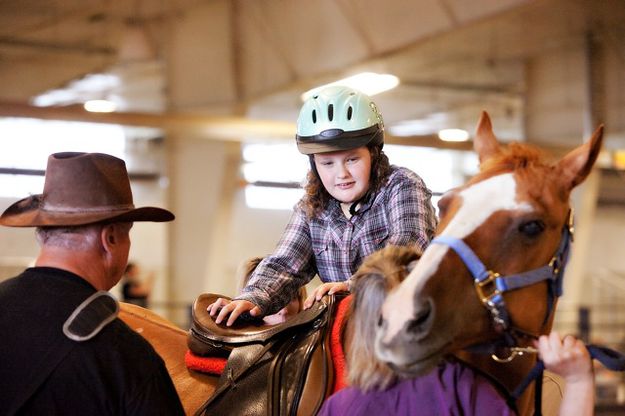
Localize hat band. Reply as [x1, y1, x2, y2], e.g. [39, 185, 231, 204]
[40, 203, 136, 213]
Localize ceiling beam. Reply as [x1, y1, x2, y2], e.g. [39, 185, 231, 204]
[0, 100, 576, 156]
[0, 100, 294, 141]
[0, 37, 115, 55]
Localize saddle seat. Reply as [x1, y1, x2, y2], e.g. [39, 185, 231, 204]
[187, 293, 350, 386]
[187, 293, 350, 416]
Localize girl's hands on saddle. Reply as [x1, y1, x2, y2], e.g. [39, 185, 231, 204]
[536, 331, 594, 416]
[303, 281, 349, 310]
[207, 298, 262, 327]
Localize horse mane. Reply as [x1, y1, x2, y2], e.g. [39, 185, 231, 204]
[346, 245, 421, 392]
[236, 256, 264, 293]
[474, 142, 552, 181]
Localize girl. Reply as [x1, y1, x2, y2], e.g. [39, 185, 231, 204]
[210, 86, 438, 326]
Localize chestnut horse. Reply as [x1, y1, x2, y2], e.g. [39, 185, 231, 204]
[375, 111, 603, 415]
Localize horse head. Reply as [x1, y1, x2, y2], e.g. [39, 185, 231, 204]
[375, 111, 603, 376]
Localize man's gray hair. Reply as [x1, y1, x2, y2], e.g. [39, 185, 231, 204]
[35, 224, 103, 251]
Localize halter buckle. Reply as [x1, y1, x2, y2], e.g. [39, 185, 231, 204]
[548, 257, 560, 275]
[567, 208, 575, 242]
[491, 346, 539, 363]
[474, 271, 501, 303]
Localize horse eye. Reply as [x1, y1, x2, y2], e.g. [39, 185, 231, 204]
[518, 220, 545, 237]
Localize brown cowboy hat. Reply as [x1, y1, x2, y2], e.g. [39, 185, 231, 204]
[0, 152, 174, 227]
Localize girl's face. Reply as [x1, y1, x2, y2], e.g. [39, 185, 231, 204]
[314, 147, 372, 204]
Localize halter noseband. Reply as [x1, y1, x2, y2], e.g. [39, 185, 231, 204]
[430, 210, 573, 334]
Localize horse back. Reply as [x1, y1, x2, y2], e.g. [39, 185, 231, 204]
[119, 302, 218, 415]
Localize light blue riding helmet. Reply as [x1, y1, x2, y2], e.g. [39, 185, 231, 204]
[296, 86, 384, 155]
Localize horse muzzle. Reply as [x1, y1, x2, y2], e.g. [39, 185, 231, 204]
[375, 297, 450, 375]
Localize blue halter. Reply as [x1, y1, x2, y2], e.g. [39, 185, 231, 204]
[430, 211, 573, 332]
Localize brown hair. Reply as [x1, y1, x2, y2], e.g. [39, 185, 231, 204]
[237, 256, 307, 310]
[299, 144, 392, 219]
[346, 245, 421, 392]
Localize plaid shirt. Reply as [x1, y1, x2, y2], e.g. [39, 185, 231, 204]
[237, 166, 438, 314]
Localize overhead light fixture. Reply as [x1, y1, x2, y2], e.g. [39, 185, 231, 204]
[438, 128, 470, 142]
[33, 73, 121, 107]
[613, 150, 625, 170]
[84, 99, 117, 113]
[301, 72, 399, 101]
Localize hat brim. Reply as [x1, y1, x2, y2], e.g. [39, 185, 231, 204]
[296, 127, 383, 155]
[0, 195, 174, 227]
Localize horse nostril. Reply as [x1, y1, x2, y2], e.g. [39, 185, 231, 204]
[406, 302, 432, 335]
[377, 314, 384, 328]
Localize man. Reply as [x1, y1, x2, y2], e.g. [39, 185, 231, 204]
[0, 152, 184, 415]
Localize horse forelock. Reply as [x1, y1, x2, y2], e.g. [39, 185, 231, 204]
[478, 142, 549, 176]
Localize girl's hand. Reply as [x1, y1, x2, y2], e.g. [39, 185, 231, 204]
[537, 332, 594, 415]
[303, 281, 349, 309]
[207, 298, 261, 327]
[536, 331, 592, 383]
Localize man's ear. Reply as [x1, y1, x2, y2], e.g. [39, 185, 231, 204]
[100, 224, 117, 254]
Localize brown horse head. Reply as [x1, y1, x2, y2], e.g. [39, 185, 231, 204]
[375, 111, 603, 376]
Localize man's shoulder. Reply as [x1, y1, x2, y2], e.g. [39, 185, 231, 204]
[66, 318, 167, 386]
[0, 270, 30, 294]
[94, 318, 160, 357]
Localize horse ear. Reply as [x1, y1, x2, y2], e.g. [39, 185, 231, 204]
[556, 125, 604, 190]
[474, 111, 501, 164]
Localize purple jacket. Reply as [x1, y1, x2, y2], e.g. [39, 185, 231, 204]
[318, 360, 515, 416]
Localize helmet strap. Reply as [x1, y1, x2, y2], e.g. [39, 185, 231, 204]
[308, 155, 318, 177]
[348, 190, 372, 216]
[348, 201, 360, 216]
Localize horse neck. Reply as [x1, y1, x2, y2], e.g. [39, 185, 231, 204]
[454, 349, 537, 416]
[453, 296, 560, 415]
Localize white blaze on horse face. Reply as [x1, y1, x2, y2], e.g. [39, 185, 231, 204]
[381, 173, 533, 343]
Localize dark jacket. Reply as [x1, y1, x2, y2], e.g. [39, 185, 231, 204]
[0, 267, 184, 416]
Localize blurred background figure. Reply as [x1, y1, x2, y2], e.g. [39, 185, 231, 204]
[122, 262, 154, 308]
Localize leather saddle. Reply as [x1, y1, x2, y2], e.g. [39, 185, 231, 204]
[188, 293, 339, 416]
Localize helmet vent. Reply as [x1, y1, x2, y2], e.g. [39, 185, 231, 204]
[328, 104, 334, 121]
[347, 106, 353, 120]
[312, 110, 317, 123]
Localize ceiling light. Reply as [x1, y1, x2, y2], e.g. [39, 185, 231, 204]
[301, 72, 399, 101]
[438, 128, 470, 142]
[613, 150, 625, 170]
[84, 99, 117, 113]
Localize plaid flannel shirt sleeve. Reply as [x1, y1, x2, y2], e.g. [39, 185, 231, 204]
[235, 208, 317, 315]
[386, 168, 438, 253]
